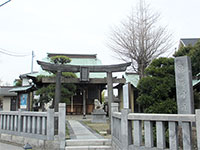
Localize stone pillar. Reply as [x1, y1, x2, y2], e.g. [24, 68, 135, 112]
[107, 71, 113, 120]
[121, 109, 132, 150]
[134, 120, 142, 146]
[47, 109, 54, 140]
[144, 121, 154, 148]
[182, 122, 192, 150]
[111, 103, 119, 113]
[156, 121, 166, 149]
[71, 96, 73, 114]
[55, 70, 61, 112]
[111, 103, 119, 137]
[195, 109, 200, 149]
[83, 89, 86, 119]
[123, 84, 129, 109]
[17, 109, 22, 133]
[175, 56, 194, 114]
[169, 122, 178, 150]
[175, 56, 194, 150]
[59, 103, 66, 150]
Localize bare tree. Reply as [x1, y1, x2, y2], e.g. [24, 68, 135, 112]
[108, 0, 173, 78]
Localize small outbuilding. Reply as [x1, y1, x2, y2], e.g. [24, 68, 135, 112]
[0, 86, 17, 111]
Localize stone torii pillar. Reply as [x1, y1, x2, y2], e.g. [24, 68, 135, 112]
[107, 71, 114, 120]
[55, 70, 61, 112]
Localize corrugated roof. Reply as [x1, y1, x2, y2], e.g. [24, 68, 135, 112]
[9, 85, 33, 92]
[181, 38, 200, 46]
[0, 86, 17, 96]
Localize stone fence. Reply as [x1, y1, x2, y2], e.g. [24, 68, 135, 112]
[111, 103, 200, 150]
[0, 103, 66, 150]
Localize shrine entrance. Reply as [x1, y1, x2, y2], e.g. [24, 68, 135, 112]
[37, 60, 131, 120]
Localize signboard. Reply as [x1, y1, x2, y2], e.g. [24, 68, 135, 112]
[80, 67, 89, 82]
[20, 94, 28, 109]
[123, 84, 129, 109]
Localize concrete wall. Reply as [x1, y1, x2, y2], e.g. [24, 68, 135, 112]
[3, 97, 10, 111]
[0, 133, 60, 150]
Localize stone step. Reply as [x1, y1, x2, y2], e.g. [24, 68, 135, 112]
[65, 145, 111, 150]
[66, 139, 111, 146]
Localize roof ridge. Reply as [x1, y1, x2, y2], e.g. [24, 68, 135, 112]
[181, 38, 200, 40]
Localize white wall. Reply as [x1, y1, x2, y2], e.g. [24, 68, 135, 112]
[3, 97, 10, 111]
[22, 78, 29, 86]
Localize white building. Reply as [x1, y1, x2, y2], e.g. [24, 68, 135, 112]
[0, 86, 17, 111]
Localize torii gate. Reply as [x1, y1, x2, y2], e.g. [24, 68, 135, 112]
[37, 60, 131, 120]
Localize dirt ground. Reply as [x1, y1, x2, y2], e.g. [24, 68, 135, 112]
[82, 121, 111, 139]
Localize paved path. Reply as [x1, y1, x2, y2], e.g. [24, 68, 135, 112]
[68, 120, 100, 139]
[0, 142, 23, 150]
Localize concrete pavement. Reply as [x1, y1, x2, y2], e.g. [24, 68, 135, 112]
[0, 142, 23, 150]
[66, 118, 111, 149]
[68, 120, 99, 139]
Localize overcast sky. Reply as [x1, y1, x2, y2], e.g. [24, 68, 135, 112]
[0, 0, 199, 85]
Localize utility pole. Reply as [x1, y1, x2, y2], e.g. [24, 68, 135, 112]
[30, 50, 35, 111]
[31, 51, 34, 73]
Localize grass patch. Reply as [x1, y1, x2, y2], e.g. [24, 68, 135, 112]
[82, 121, 111, 139]
[66, 125, 70, 139]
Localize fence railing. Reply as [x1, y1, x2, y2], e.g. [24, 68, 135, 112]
[0, 103, 66, 142]
[111, 103, 200, 150]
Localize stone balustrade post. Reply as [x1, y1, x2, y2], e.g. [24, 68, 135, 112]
[111, 103, 119, 137]
[111, 103, 119, 113]
[196, 109, 200, 149]
[59, 103, 66, 150]
[169, 122, 178, 150]
[182, 122, 192, 150]
[47, 109, 54, 140]
[121, 108, 132, 150]
[17, 109, 22, 133]
[0, 114, 2, 130]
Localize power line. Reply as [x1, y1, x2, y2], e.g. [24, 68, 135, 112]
[0, 47, 29, 55]
[0, 48, 30, 57]
[0, 0, 11, 7]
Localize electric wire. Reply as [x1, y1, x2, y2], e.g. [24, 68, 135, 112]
[0, 48, 30, 57]
[0, 0, 11, 7]
[0, 47, 29, 55]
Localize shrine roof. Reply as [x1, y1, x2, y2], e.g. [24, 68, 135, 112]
[28, 54, 107, 78]
[9, 85, 35, 93]
[47, 53, 97, 59]
[124, 73, 139, 87]
[0, 86, 17, 96]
